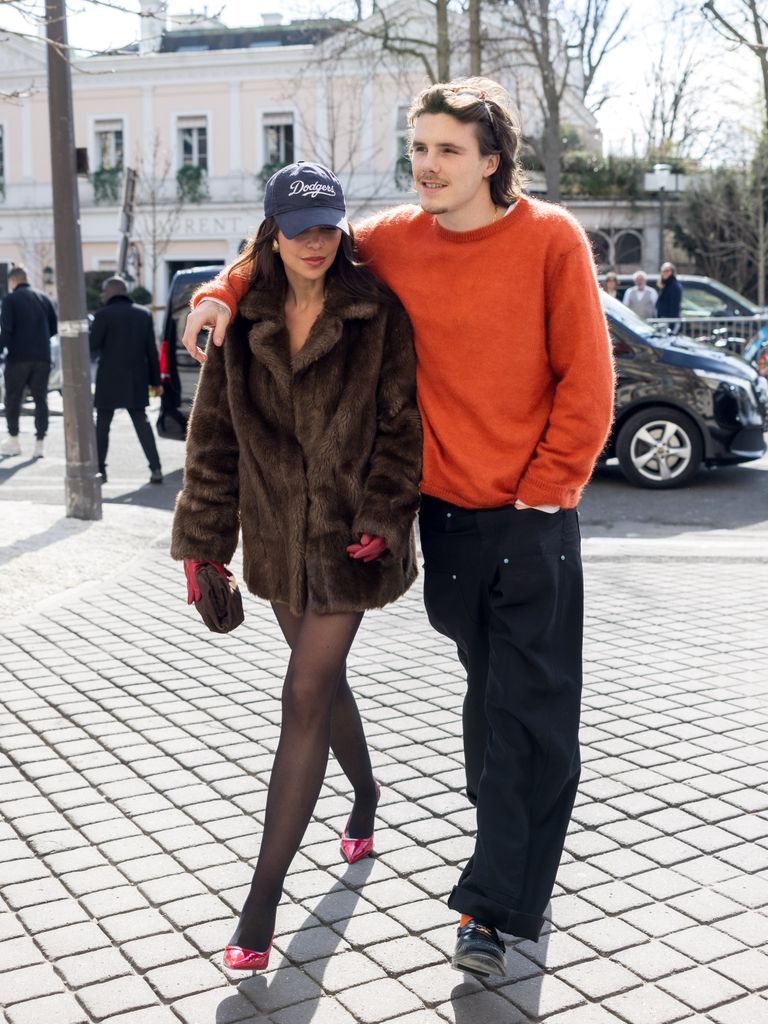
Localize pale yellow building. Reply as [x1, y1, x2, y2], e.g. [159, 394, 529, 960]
[0, 1, 643, 312]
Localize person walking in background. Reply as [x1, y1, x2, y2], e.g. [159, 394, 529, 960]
[656, 261, 683, 319]
[602, 271, 619, 298]
[90, 277, 164, 484]
[623, 270, 658, 320]
[0, 266, 57, 459]
[181, 79, 614, 981]
[171, 162, 421, 972]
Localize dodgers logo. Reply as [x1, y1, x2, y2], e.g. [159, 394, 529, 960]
[288, 180, 337, 201]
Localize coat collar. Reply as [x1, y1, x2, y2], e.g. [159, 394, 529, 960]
[238, 282, 378, 375]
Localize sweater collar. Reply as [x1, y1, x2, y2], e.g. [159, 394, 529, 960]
[431, 194, 524, 243]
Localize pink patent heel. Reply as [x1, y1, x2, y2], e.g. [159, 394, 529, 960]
[224, 933, 274, 971]
[340, 781, 381, 864]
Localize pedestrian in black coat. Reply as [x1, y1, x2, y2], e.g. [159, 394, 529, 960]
[0, 266, 57, 459]
[89, 277, 163, 484]
[656, 261, 683, 320]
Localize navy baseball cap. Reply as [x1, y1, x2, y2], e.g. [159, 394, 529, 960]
[264, 161, 349, 239]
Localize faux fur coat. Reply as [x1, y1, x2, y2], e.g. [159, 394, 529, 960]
[171, 281, 422, 616]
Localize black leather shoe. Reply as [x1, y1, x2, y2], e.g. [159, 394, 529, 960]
[150, 469, 163, 484]
[451, 919, 506, 978]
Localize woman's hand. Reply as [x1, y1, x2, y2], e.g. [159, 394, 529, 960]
[183, 559, 227, 603]
[346, 533, 388, 563]
[181, 300, 231, 364]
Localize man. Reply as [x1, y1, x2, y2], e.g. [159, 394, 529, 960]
[0, 266, 57, 458]
[623, 270, 658, 320]
[181, 79, 614, 978]
[90, 276, 163, 485]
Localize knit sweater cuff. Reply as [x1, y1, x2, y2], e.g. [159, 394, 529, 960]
[516, 477, 582, 510]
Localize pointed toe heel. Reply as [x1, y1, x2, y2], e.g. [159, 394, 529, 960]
[224, 934, 274, 971]
[340, 781, 380, 864]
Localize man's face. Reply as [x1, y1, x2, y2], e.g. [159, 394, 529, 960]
[635, 273, 647, 289]
[410, 113, 498, 219]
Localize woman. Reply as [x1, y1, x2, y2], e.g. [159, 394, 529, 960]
[602, 271, 619, 298]
[656, 261, 683, 319]
[171, 161, 422, 971]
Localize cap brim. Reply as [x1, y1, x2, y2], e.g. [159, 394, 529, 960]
[275, 207, 349, 239]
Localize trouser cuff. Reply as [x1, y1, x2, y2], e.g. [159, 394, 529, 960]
[447, 885, 544, 941]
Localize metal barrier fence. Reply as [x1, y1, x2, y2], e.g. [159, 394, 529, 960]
[648, 317, 768, 360]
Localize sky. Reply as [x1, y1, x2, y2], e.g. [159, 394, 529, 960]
[0, 0, 756, 159]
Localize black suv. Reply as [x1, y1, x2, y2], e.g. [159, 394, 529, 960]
[159, 265, 224, 420]
[603, 293, 768, 487]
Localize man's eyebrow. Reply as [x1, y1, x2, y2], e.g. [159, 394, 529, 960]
[412, 137, 467, 149]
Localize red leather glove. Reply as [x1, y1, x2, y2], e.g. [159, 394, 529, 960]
[183, 559, 227, 604]
[346, 533, 388, 563]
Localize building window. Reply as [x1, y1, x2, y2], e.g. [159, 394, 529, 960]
[615, 231, 642, 267]
[94, 118, 123, 170]
[395, 105, 411, 191]
[178, 115, 208, 170]
[263, 113, 294, 168]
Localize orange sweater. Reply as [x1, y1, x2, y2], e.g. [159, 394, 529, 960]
[193, 196, 614, 509]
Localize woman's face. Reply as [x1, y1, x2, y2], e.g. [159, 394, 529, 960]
[277, 225, 343, 284]
[605, 275, 618, 292]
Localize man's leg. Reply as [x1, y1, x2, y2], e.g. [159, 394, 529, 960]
[418, 497, 488, 804]
[2, 362, 31, 454]
[127, 408, 162, 478]
[448, 506, 583, 943]
[95, 408, 114, 475]
[27, 361, 50, 453]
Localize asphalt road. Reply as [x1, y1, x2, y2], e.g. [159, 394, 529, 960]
[2, 392, 767, 541]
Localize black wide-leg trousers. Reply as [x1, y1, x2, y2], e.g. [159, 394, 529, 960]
[419, 495, 584, 941]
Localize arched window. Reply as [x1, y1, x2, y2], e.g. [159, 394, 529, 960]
[587, 231, 610, 268]
[615, 231, 642, 267]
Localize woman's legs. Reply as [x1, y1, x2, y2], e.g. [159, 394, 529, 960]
[272, 603, 379, 839]
[230, 607, 363, 952]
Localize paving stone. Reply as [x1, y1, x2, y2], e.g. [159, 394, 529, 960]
[336, 976, 424, 1022]
[270, 996, 358, 1024]
[100, 908, 174, 944]
[239, 964, 323, 1013]
[278, 923, 350, 964]
[167, 988, 259, 1024]
[122, 930, 199, 971]
[302, 949, 387, 991]
[503, 973, 586, 1018]
[332, 910, 408, 946]
[718, 910, 768, 947]
[614, 941, 696, 981]
[97, 1008, 180, 1024]
[710, 947, 768, 989]
[57, 946, 133, 987]
[5, 992, 88, 1024]
[623, 902, 699, 937]
[657, 965, 747, 1012]
[77, 975, 159, 1022]
[145, 957, 226, 1000]
[603, 983, 693, 1024]
[0, 963, 65, 1005]
[0, 935, 43, 972]
[668, 888, 745, 923]
[517, 932, 596, 970]
[36, 921, 112, 959]
[559, 958, 642, 999]
[399, 962, 483, 1006]
[436, 988, 527, 1024]
[580, 881, 651, 914]
[79, 886, 149, 918]
[155, 894, 230, 930]
[570, 917, 647, 954]
[367, 935, 445, 974]
[708, 995, 768, 1024]
[3, 876, 71, 909]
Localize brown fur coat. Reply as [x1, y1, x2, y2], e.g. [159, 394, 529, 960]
[171, 282, 422, 615]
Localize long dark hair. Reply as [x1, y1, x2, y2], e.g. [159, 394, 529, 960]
[228, 216, 396, 306]
[407, 77, 526, 206]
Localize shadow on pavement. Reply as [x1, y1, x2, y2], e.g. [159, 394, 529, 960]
[450, 924, 549, 1019]
[234, 859, 374, 1019]
[103, 467, 183, 510]
[0, 455, 40, 482]
[0, 514, 93, 568]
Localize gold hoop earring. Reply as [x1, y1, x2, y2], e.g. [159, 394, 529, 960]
[271, 238, 280, 253]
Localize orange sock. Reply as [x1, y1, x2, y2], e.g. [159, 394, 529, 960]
[459, 914, 473, 928]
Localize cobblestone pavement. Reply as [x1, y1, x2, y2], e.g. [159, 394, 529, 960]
[1, 529, 768, 1023]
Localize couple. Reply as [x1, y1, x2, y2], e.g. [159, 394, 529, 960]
[172, 77, 615, 980]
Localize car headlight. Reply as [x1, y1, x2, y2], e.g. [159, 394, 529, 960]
[693, 369, 755, 394]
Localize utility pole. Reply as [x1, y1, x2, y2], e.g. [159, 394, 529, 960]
[46, 0, 101, 519]
[469, 0, 482, 76]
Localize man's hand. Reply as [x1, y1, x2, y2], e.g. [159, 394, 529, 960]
[346, 533, 388, 563]
[151, 385, 164, 397]
[181, 300, 231, 364]
[183, 559, 227, 603]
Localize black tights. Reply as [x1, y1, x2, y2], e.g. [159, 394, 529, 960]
[229, 603, 377, 952]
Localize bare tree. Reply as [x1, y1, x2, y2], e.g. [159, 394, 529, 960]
[488, 0, 628, 201]
[131, 132, 185, 322]
[703, 0, 768, 127]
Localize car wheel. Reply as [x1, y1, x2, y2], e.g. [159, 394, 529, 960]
[616, 406, 704, 488]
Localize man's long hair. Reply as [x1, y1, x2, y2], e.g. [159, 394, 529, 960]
[407, 77, 526, 206]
